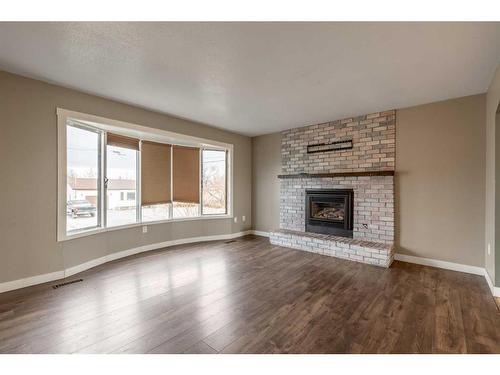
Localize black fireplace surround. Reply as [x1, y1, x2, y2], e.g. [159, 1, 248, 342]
[305, 189, 354, 237]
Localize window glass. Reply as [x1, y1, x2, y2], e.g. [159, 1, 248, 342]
[202, 150, 227, 215]
[142, 203, 171, 222]
[106, 145, 137, 227]
[173, 202, 199, 218]
[66, 125, 100, 232]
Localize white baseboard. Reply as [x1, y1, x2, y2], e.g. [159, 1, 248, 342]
[0, 270, 66, 294]
[248, 237, 500, 297]
[65, 230, 253, 277]
[0, 230, 253, 294]
[394, 253, 485, 276]
[251, 230, 270, 237]
[395, 253, 500, 297]
[2, 233, 499, 298]
[483, 269, 500, 298]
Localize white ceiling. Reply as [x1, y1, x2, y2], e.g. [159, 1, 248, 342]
[1, 22, 499, 136]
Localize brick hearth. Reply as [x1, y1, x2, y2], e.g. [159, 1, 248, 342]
[269, 229, 394, 268]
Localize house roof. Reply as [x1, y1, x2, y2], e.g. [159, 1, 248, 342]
[67, 177, 135, 190]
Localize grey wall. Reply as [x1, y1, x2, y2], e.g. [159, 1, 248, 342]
[0, 71, 252, 283]
[251, 133, 282, 232]
[252, 95, 487, 267]
[396, 94, 485, 267]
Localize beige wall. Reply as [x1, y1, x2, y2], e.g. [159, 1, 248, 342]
[0, 71, 252, 284]
[486, 63, 500, 285]
[0, 69, 491, 286]
[251, 95, 487, 267]
[396, 94, 485, 267]
[251, 133, 282, 232]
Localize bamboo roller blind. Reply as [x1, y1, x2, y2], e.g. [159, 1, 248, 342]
[141, 141, 172, 205]
[107, 133, 140, 151]
[172, 145, 200, 203]
[106, 134, 201, 205]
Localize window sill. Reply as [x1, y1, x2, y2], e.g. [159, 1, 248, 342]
[59, 214, 233, 242]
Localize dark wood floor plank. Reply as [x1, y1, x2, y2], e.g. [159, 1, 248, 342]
[434, 272, 467, 354]
[183, 341, 218, 354]
[61, 245, 311, 353]
[42, 249, 301, 353]
[0, 235, 499, 354]
[1, 239, 292, 352]
[114, 253, 317, 354]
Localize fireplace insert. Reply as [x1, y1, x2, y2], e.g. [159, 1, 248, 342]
[305, 189, 354, 237]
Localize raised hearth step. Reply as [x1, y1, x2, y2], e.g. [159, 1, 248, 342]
[269, 229, 394, 268]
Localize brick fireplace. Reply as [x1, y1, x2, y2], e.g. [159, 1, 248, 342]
[269, 110, 396, 267]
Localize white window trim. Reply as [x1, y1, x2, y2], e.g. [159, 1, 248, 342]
[57, 108, 234, 242]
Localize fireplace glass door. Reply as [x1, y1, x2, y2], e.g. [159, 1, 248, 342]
[310, 200, 345, 222]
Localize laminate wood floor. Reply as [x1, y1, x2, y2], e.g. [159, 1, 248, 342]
[0, 235, 499, 354]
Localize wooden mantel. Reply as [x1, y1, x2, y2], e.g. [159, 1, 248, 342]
[277, 170, 395, 179]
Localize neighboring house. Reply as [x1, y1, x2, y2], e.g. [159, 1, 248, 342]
[67, 177, 136, 209]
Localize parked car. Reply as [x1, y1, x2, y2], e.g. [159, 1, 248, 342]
[67, 200, 97, 218]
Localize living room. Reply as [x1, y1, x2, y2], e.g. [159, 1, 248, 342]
[0, 1, 499, 373]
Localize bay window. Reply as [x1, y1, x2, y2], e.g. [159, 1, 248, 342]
[58, 109, 232, 240]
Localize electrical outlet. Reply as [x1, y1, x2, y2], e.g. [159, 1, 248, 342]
[488, 243, 491, 255]
[142, 226, 148, 234]
[234, 217, 238, 223]
[242, 215, 246, 222]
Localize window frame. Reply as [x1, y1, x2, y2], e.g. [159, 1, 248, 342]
[57, 108, 234, 242]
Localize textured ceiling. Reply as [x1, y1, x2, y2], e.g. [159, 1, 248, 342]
[1, 22, 499, 136]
